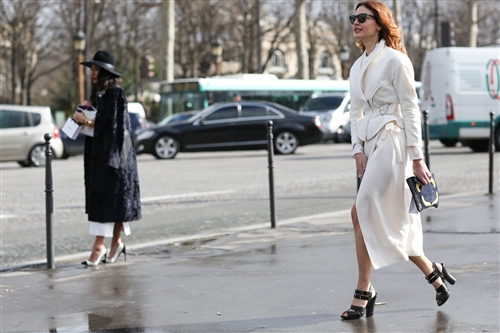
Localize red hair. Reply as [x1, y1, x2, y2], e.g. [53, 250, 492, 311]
[355, 0, 406, 55]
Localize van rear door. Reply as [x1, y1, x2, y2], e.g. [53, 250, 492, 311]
[0, 109, 32, 161]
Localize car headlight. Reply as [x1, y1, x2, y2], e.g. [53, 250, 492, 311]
[136, 130, 155, 141]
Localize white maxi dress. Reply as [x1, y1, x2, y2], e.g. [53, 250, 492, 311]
[89, 222, 131, 237]
[350, 40, 425, 269]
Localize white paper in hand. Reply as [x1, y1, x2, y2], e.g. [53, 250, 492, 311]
[77, 104, 97, 137]
[61, 118, 82, 139]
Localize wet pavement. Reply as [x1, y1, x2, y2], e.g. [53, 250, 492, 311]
[1, 191, 499, 333]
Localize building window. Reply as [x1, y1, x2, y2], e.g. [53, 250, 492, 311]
[318, 52, 333, 75]
[269, 50, 286, 74]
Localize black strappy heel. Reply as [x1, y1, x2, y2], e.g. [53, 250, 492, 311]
[426, 262, 456, 306]
[341, 285, 377, 320]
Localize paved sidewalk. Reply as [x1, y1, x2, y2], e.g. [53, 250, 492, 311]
[1, 192, 499, 333]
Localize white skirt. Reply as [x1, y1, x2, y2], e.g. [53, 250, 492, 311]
[89, 222, 131, 237]
[356, 122, 424, 269]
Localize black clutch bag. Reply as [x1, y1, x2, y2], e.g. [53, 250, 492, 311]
[406, 173, 439, 212]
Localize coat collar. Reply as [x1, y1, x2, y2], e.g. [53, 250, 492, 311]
[350, 39, 387, 102]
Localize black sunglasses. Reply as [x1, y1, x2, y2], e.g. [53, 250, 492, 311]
[349, 13, 377, 24]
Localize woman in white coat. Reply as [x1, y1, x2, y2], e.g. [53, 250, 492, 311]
[341, 1, 456, 320]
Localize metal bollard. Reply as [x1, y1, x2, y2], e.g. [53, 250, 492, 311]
[422, 110, 431, 170]
[488, 111, 495, 195]
[266, 121, 276, 228]
[44, 134, 55, 269]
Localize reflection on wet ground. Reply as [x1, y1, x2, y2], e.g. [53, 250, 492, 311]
[41, 311, 454, 333]
[2, 195, 499, 332]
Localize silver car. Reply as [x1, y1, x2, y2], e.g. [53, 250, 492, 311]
[299, 92, 351, 142]
[0, 105, 64, 167]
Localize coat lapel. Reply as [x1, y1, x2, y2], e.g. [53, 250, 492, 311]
[350, 57, 365, 102]
[351, 40, 387, 103]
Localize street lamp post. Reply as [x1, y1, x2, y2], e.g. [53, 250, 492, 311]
[340, 45, 350, 80]
[73, 30, 86, 103]
[211, 38, 223, 76]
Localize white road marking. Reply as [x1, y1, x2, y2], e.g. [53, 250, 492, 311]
[141, 190, 235, 203]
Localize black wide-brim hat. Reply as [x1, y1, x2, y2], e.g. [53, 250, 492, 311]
[80, 50, 122, 77]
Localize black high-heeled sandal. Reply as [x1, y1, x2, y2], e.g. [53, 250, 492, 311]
[341, 285, 377, 320]
[426, 262, 456, 306]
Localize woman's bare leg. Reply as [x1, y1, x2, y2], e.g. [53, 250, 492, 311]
[409, 256, 444, 289]
[108, 222, 123, 258]
[88, 236, 105, 262]
[342, 203, 374, 317]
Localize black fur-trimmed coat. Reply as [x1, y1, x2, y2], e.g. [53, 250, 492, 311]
[84, 85, 141, 223]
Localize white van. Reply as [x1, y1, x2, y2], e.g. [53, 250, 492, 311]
[128, 102, 146, 119]
[0, 105, 64, 166]
[420, 47, 500, 152]
[299, 92, 351, 142]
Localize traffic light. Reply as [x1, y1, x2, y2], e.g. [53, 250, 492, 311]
[141, 56, 155, 78]
[441, 22, 455, 47]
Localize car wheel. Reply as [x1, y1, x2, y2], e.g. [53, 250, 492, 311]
[153, 135, 179, 159]
[17, 160, 31, 167]
[464, 139, 489, 152]
[60, 149, 70, 159]
[274, 131, 299, 155]
[29, 144, 49, 167]
[439, 138, 459, 147]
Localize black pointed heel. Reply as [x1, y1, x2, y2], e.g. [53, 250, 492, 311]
[426, 262, 456, 306]
[81, 246, 107, 266]
[105, 243, 126, 263]
[341, 285, 377, 320]
[441, 263, 456, 285]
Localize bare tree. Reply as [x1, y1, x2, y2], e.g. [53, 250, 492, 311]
[161, 0, 175, 81]
[102, 1, 159, 100]
[401, 0, 436, 81]
[46, 0, 103, 110]
[476, 1, 500, 46]
[306, 1, 342, 79]
[45, 0, 159, 109]
[465, 0, 479, 47]
[440, 0, 499, 48]
[175, 1, 223, 78]
[259, 1, 295, 74]
[320, 0, 357, 73]
[392, 0, 404, 46]
[294, 0, 308, 79]
[1, 0, 42, 105]
[225, 0, 260, 74]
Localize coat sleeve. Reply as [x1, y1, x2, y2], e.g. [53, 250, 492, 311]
[349, 88, 364, 153]
[391, 56, 422, 148]
[104, 87, 127, 169]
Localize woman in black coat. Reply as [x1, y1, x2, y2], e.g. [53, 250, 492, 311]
[73, 51, 141, 266]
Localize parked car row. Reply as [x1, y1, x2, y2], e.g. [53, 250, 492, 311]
[60, 102, 150, 159]
[0, 103, 151, 166]
[2, 99, 334, 166]
[134, 101, 323, 159]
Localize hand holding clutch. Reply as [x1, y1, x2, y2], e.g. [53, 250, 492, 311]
[406, 173, 439, 213]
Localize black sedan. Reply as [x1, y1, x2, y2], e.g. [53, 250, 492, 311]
[61, 112, 149, 159]
[134, 101, 323, 159]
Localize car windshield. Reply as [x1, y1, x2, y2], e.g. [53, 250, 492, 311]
[302, 96, 344, 112]
[158, 113, 195, 126]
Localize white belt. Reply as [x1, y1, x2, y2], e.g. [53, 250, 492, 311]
[381, 122, 403, 162]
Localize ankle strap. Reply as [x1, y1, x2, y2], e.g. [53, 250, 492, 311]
[354, 288, 372, 300]
[425, 269, 442, 284]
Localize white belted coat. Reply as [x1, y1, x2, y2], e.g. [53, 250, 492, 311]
[350, 39, 425, 269]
